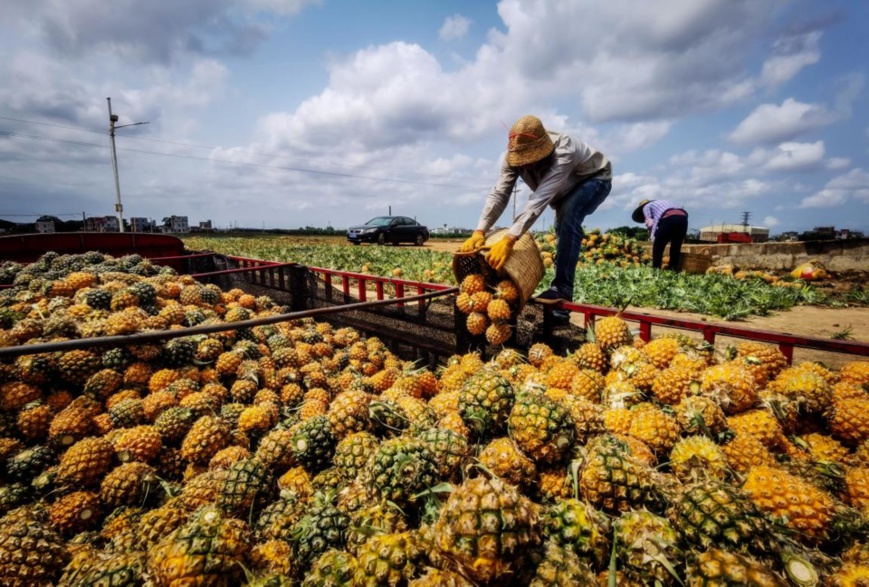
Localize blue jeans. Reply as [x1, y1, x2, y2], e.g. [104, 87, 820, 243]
[551, 178, 612, 304]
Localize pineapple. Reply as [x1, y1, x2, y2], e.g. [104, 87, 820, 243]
[255, 427, 298, 471]
[728, 408, 788, 451]
[333, 431, 380, 482]
[720, 432, 776, 474]
[57, 436, 116, 488]
[507, 391, 575, 464]
[578, 434, 656, 514]
[626, 403, 680, 455]
[549, 393, 605, 445]
[353, 531, 425, 586]
[543, 497, 610, 568]
[48, 491, 102, 536]
[593, 316, 633, 353]
[652, 361, 703, 405]
[291, 494, 351, 570]
[416, 426, 470, 480]
[669, 435, 728, 482]
[572, 342, 608, 372]
[485, 322, 511, 346]
[100, 462, 157, 508]
[668, 480, 775, 556]
[614, 510, 681, 585]
[569, 368, 605, 402]
[685, 548, 788, 586]
[368, 437, 438, 508]
[487, 298, 512, 323]
[148, 505, 251, 586]
[771, 368, 832, 416]
[742, 465, 835, 543]
[827, 396, 869, 446]
[113, 424, 163, 463]
[843, 467, 869, 516]
[216, 457, 273, 517]
[457, 368, 515, 438]
[676, 395, 727, 437]
[62, 551, 149, 587]
[459, 274, 485, 295]
[700, 363, 759, 415]
[641, 336, 681, 369]
[433, 475, 540, 584]
[530, 542, 597, 586]
[465, 312, 488, 336]
[476, 436, 538, 489]
[303, 549, 359, 587]
[290, 415, 337, 473]
[57, 349, 102, 385]
[345, 502, 408, 556]
[0, 511, 70, 586]
[839, 360, 869, 386]
[180, 415, 231, 465]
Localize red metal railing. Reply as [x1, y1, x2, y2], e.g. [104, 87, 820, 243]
[546, 300, 869, 363]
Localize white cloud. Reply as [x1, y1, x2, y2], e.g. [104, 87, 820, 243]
[799, 168, 869, 208]
[246, 0, 320, 16]
[763, 216, 780, 228]
[729, 99, 835, 145]
[760, 31, 821, 87]
[764, 141, 826, 172]
[439, 14, 471, 41]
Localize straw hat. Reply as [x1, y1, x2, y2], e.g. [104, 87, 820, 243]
[506, 115, 555, 167]
[632, 199, 653, 223]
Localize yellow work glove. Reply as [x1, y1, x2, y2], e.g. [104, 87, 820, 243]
[486, 235, 516, 271]
[459, 230, 486, 252]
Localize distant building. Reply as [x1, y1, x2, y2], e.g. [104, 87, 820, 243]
[164, 215, 189, 234]
[699, 224, 769, 243]
[130, 217, 156, 232]
[85, 216, 120, 232]
[35, 220, 55, 233]
[199, 220, 212, 229]
[814, 226, 836, 236]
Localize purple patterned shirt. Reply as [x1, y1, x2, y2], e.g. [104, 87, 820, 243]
[643, 200, 683, 242]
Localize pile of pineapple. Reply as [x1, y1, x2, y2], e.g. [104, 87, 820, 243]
[455, 273, 520, 346]
[0, 251, 868, 585]
[536, 228, 651, 268]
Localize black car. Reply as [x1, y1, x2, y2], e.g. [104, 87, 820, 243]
[346, 216, 430, 246]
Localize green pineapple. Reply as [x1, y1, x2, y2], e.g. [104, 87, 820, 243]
[578, 434, 657, 514]
[333, 431, 380, 482]
[290, 415, 337, 474]
[507, 391, 575, 464]
[543, 497, 610, 569]
[216, 457, 274, 517]
[668, 480, 775, 556]
[368, 437, 439, 509]
[458, 368, 515, 438]
[291, 493, 351, 570]
[415, 427, 470, 480]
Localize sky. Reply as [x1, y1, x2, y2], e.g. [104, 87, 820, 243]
[1, 0, 868, 235]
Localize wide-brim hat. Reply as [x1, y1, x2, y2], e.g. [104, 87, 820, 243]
[632, 199, 652, 223]
[506, 115, 555, 167]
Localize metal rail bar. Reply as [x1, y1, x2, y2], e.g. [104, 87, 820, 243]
[538, 300, 869, 361]
[0, 287, 458, 359]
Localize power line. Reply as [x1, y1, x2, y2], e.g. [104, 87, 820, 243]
[0, 129, 489, 191]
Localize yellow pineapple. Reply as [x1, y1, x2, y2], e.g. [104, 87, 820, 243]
[669, 435, 728, 482]
[742, 465, 835, 543]
[700, 363, 758, 415]
[593, 316, 633, 353]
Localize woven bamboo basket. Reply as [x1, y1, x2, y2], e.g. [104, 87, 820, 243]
[678, 252, 713, 275]
[452, 228, 545, 309]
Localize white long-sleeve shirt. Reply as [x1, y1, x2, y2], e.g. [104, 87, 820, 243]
[476, 132, 612, 238]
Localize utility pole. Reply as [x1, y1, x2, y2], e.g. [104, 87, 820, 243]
[107, 97, 148, 233]
[741, 211, 751, 233]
